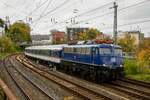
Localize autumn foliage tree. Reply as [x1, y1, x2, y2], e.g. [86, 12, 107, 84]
[78, 32, 88, 41]
[78, 28, 100, 41]
[118, 33, 136, 52]
[137, 39, 150, 67]
[6, 21, 31, 43]
[86, 28, 100, 40]
[0, 36, 15, 52]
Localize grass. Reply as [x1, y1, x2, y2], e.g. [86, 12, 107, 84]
[124, 58, 150, 82]
[127, 74, 150, 83]
[0, 88, 5, 100]
[0, 52, 12, 60]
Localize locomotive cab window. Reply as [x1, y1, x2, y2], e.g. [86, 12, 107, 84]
[99, 48, 111, 55]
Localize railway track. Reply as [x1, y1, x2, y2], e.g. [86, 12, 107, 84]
[20, 55, 150, 100]
[102, 82, 150, 100]
[18, 55, 134, 100]
[3, 58, 30, 100]
[120, 78, 150, 88]
[17, 55, 118, 100]
[4, 57, 53, 100]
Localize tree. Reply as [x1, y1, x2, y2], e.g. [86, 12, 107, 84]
[86, 28, 100, 40]
[0, 18, 4, 28]
[137, 39, 150, 67]
[78, 32, 88, 41]
[118, 33, 136, 52]
[0, 36, 15, 52]
[7, 22, 31, 43]
[139, 39, 150, 50]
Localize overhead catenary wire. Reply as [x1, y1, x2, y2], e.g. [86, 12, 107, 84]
[32, 0, 53, 26]
[32, 0, 69, 23]
[47, 0, 150, 29]
[45, 1, 114, 28]
[99, 17, 150, 29]
[75, 0, 150, 25]
[23, 0, 49, 21]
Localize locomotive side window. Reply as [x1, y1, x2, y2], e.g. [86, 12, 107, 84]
[85, 47, 91, 54]
[114, 48, 122, 56]
[76, 48, 82, 54]
[81, 47, 86, 54]
[99, 48, 111, 55]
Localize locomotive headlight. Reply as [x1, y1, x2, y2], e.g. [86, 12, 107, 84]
[120, 65, 123, 67]
[111, 57, 116, 62]
[103, 64, 106, 66]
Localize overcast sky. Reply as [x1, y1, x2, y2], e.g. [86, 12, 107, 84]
[0, 0, 150, 37]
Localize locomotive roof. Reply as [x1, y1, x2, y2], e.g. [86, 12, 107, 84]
[25, 44, 67, 50]
[64, 44, 121, 48]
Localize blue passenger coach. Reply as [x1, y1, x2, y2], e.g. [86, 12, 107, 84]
[25, 45, 64, 66]
[59, 44, 124, 82]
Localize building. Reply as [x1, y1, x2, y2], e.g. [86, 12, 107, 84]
[51, 31, 66, 44]
[67, 27, 89, 41]
[31, 34, 52, 45]
[117, 31, 144, 45]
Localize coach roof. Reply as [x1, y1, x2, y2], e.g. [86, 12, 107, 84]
[25, 44, 67, 50]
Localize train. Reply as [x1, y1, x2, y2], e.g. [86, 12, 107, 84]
[25, 44, 124, 83]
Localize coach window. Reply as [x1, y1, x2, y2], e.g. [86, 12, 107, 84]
[82, 48, 85, 54]
[78, 47, 82, 54]
[64, 48, 67, 53]
[81, 48, 84, 54]
[71, 48, 73, 53]
[74, 48, 77, 53]
[76, 48, 79, 54]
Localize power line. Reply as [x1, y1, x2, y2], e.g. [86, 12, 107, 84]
[75, 0, 150, 25]
[33, 0, 69, 23]
[41, 0, 53, 15]
[32, 0, 53, 27]
[1, 1, 28, 15]
[118, 18, 150, 27]
[46, 2, 113, 28]
[100, 18, 150, 29]
[28, 0, 49, 16]
[33, 0, 150, 33]
[23, 0, 49, 22]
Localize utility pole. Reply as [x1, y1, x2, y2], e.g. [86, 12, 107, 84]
[113, 2, 118, 44]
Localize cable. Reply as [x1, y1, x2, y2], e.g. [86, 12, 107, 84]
[32, 0, 69, 23]
[33, 0, 53, 26]
[76, 0, 150, 25]
[46, 1, 114, 28]
[28, 0, 49, 16]
[41, 0, 53, 15]
[119, 18, 150, 27]
[1, 1, 28, 15]
[99, 17, 150, 29]
[22, 0, 49, 22]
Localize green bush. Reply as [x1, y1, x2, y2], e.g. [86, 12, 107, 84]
[124, 58, 150, 75]
[124, 59, 140, 75]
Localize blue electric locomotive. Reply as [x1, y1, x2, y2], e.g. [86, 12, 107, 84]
[25, 44, 124, 82]
[59, 44, 124, 82]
